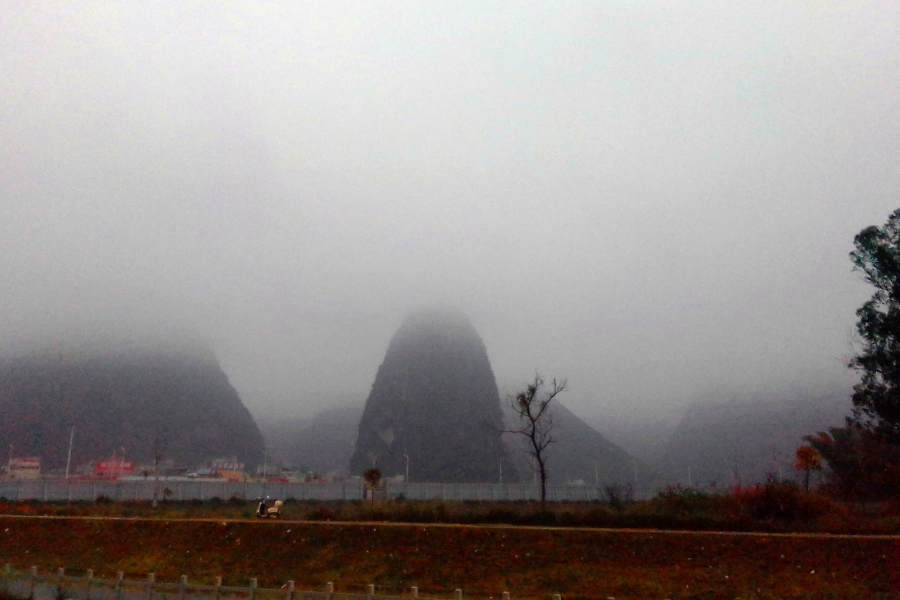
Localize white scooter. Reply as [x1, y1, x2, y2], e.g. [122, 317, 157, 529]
[256, 498, 283, 519]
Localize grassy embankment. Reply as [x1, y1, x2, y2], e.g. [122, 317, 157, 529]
[2, 488, 900, 599]
[1, 514, 900, 600]
[3, 483, 900, 534]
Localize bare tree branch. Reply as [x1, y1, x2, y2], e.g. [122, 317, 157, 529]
[506, 373, 567, 506]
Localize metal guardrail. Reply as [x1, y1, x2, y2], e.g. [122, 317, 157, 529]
[0, 566, 557, 600]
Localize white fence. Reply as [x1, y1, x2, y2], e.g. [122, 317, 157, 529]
[0, 566, 554, 600]
[0, 480, 636, 503]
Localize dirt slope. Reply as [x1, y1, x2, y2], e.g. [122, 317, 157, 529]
[0, 516, 897, 599]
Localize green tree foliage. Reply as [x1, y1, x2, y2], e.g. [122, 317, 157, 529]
[805, 209, 900, 500]
[850, 208, 900, 440]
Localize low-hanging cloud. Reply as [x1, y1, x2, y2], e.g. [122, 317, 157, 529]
[1, 1, 898, 423]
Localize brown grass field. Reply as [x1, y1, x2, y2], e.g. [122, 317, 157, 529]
[3, 486, 900, 534]
[0, 513, 899, 600]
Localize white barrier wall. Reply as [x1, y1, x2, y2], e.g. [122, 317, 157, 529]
[0, 480, 636, 502]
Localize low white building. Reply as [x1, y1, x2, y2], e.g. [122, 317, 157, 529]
[6, 457, 41, 480]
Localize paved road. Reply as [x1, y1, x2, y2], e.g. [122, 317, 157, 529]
[2, 513, 898, 540]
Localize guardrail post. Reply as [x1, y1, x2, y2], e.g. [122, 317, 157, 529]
[325, 581, 334, 600]
[249, 578, 258, 600]
[28, 567, 37, 600]
[56, 567, 65, 599]
[115, 571, 124, 600]
[502, 592, 510, 600]
[86, 569, 94, 600]
[410, 586, 418, 599]
[285, 580, 294, 600]
[179, 575, 188, 600]
[147, 572, 155, 600]
[552, 595, 561, 600]
[214, 577, 222, 600]
[366, 584, 374, 600]
[454, 589, 462, 600]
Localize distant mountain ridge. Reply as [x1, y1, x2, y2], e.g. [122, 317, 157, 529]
[658, 392, 850, 486]
[0, 348, 265, 470]
[259, 403, 364, 476]
[260, 388, 854, 490]
[259, 397, 648, 488]
[504, 402, 655, 489]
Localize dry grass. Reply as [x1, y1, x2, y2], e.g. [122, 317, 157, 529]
[0, 513, 898, 599]
[3, 483, 900, 535]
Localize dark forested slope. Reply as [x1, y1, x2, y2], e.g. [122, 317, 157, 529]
[0, 347, 265, 470]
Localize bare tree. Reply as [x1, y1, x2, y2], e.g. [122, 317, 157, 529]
[505, 374, 567, 506]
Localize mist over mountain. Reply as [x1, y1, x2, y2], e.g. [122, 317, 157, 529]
[260, 397, 647, 488]
[350, 309, 515, 482]
[590, 412, 683, 467]
[657, 391, 850, 487]
[1, 3, 897, 487]
[259, 403, 364, 477]
[0, 346, 265, 470]
[1, 3, 896, 430]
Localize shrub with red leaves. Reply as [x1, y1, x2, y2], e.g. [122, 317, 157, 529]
[729, 480, 835, 521]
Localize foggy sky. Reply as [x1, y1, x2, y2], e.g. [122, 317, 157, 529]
[2, 2, 898, 423]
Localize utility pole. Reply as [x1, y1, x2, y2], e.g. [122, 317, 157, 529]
[403, 453, 409, 483]
[65, 427, 75, 480]
[153, 455, 160, 509]
[499, 460, 503, 484]
[7, 444, 12, 477]
[152, 431, 164, 509]
[633, 459, 639, 500]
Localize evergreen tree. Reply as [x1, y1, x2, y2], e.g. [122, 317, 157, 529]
[850, 208, 900, 440]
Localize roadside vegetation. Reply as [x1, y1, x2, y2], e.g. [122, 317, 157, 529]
[3, 480, 900, 535]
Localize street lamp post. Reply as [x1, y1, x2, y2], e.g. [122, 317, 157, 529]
[65, 428, 75, 480]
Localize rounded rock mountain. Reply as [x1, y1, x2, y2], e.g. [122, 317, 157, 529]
[350, 309, 516, 482]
